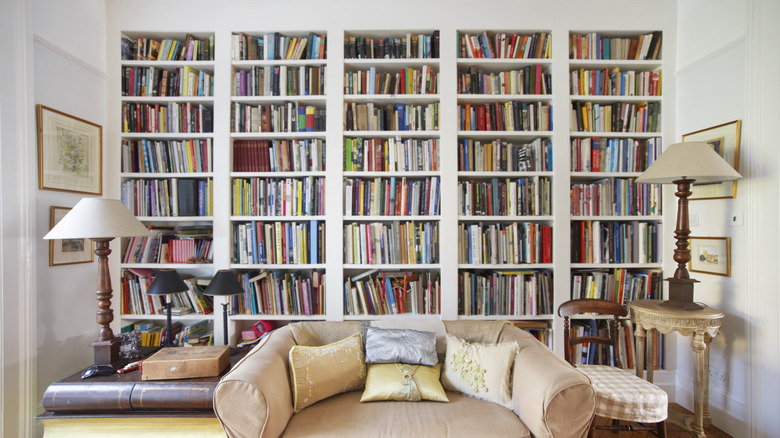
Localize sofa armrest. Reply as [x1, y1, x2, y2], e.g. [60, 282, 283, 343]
[214, 326, 296, 438]
[499, 325, 595, 438]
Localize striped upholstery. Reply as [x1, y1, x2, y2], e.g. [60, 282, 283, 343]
[577, 364, 668, 423]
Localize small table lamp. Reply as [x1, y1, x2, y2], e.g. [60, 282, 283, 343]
[635, 141, 742, 310]
[43, 198, 149, 366]
[203, 270, 245, 350]
[146, 269, 189, 347]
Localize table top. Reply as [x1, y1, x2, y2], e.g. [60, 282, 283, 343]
[40, 346, 250, 414]
[629, 299, 724, 336]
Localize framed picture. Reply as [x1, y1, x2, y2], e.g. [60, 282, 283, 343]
[37, 105, 103, 195]
[49, 206, 93, 266]
[689, 236, 731, 277]
[682, 120, 741, 200]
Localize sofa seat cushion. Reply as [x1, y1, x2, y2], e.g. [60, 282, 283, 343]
[282, 390, 530, 438]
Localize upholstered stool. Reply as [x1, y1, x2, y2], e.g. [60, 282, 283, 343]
[578, 364, 668, 423]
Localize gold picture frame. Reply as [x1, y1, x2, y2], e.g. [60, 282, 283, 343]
[682, 120, 741, 200]
[49, 206, 94, 266]
[689, 236, 731, 277]
[37, 105, 103, 195]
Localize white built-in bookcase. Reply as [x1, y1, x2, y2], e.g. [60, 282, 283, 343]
[106, 1, 677, 370]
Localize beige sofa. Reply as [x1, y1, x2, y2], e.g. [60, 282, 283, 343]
[213, 320, 595, 438]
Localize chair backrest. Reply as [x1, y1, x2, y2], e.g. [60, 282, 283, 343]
[557, 299, 627, 368]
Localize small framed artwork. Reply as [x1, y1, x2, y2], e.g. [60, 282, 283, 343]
[689, 236, 731, 277]
[682, 120, 741, 200]
[49, 206, 93, 266]
[37, 105, 103, 195]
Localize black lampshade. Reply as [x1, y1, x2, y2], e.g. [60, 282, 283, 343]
[146, 269, 189, 296]
[203, 270, 244, 297]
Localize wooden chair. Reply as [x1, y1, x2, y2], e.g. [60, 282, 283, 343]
[558, 299, 667, 437]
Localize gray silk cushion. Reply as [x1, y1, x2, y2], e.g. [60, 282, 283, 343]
[365, 327, 438, 366]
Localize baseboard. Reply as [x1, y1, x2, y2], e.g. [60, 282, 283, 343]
[675, 370, 745, 436]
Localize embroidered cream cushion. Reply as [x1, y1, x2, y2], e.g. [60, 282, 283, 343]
[360, 363, 449, 402]
[289, 333, 366, 412]
[441, 334, 518, 409]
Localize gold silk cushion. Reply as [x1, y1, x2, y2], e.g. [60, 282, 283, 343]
[360, 363, 449, 403]
[289, 333, 366, 412]
[441, 334, 518, 409]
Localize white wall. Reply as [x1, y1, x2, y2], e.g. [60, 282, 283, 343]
[676, 0, 780, 436]
[31, 1, 107, 436]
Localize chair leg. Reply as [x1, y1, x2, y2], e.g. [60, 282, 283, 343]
[656, 420, 666, 438]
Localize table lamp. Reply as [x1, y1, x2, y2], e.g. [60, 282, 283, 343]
[43, 198, 150, 366]
[146, 269, 189, 347]
[203, 269, 245, 351]
[635, 141, 742, 310]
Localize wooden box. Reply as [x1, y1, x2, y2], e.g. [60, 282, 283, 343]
[142, 346, 230, 381]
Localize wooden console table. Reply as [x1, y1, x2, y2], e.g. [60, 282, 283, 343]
[629, 299, 724, 438]
[36, 348, 249, 437]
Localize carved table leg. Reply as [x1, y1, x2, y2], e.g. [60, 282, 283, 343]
[702, 332, 714, 426]
[691, 331, 707, 437]
[634, 324, 646, 379]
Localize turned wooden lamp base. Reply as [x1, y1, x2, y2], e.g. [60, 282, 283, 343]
[662, 277, 703, 311]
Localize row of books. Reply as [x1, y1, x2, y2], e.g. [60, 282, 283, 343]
[458, 176, 552, 217]
[121, 178, 212, 217]
[458, 31, 551, 59]
[344, 270, 440, 315]
[570, 32, 662, 61]
[231, 176, 325, 217]
[123, 226, 214, 264]
[458, 138, 552, 172]
[458, 65, 551, 95]
[232, 65, 325, 97]
[121, 271, 213, 315]
[571, 220, 661, 264]
[570, 68, 662, 97]
[570, 268, 663, 304]
[570, 101, 661, 133]
[233, 139, 325, 173]
[459, 101, 552, 132]
[345, 32, 440, 59]
[121, 138, 212, 174]
[122, 65, 213, 98]
[231, 32, 327, 61]
[459, 270, 553, 316]
[344, 137, 439, 172]
[344, 221, 439, 265]
[344, 66, 438, 95]
[344, 176, 439, 217]
[570, 178, 661, 217]
[344, 102, 439, 132]
[458, 222, 552, 265]
[231, 102, 325, 133]
[133, 320, 214, 348]
[570, 137, 661, 173]
[232, 220, 325, 265]
[122, 102, 213, 133]
[122, 34, 214, 61]
[233, 270, 324, 316]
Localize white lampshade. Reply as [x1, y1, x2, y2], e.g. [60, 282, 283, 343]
[635, 141, 742, 184]
[44, 198, 149, 240]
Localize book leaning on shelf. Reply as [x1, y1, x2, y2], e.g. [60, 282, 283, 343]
[233, 270, 325, 316]
[343, 221, 439, 265]
[233, 220, 325, 265]
[344, 137, 439, 172]
[343, 270, 440, 316]
[122, 225, 214, 264]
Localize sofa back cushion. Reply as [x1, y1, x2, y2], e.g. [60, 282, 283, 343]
[289, 333, 366, 412]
